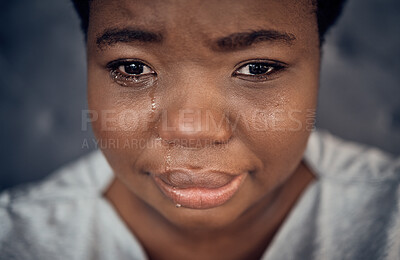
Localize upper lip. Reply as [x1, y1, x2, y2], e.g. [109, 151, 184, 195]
[151, 168, 241, 189]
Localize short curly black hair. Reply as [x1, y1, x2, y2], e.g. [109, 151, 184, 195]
[71, 0, 347, 44]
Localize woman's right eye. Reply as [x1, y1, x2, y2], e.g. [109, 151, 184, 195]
[117, 62, 155, 76]
[107, 60, 157, 87]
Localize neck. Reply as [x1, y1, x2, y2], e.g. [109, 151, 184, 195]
[104, 161, 315, 260]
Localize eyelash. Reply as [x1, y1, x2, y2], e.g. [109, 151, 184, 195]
[106, 59, 287, 87]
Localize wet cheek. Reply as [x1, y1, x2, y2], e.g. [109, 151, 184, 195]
[88, 87, 158, 154]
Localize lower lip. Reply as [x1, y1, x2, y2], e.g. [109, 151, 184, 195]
[152, 173, 246, 209]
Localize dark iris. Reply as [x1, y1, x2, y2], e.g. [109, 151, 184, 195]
[248, 63, 271, 75]
[124, 63, 144, 75]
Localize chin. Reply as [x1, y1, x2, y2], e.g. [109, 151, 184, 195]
[154, 198, 250, 231]
[167, 209, 241, 231]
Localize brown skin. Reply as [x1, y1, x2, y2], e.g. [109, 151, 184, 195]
[87, 0, 320, 259]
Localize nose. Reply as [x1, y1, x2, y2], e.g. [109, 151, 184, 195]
[157, 108, 232, 147]
[156, 82, 232, 148]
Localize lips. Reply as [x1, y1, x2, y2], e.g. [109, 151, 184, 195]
[151, 169, 246, 209]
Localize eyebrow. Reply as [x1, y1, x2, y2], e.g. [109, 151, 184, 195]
[212, 30, 296, 51]
[96, 28, 163, 48]
[96, 28, 295, 51]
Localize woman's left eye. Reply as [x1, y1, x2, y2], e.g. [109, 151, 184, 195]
[233, 62, 286, 81]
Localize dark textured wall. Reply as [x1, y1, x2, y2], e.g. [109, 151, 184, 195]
[318, 0, 400, 155]
[0, 0, 399, 191]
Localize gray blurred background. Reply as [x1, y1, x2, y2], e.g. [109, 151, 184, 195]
[0, 0, 399, 192]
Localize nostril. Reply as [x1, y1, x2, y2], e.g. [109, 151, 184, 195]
[213, 135, 232, 145]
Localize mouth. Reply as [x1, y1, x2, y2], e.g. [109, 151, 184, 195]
[151, 169, 247, 209]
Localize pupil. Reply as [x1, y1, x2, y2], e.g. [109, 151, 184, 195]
[125, 63, 144, 75]
[249, 64, 270, 75]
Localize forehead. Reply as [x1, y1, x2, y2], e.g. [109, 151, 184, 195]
[88, 0, 317, 45]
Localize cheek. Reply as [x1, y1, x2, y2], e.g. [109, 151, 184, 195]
[233, 82, 318, 188]
[87, 81, 159, 175]
[89, 93, 152, 136]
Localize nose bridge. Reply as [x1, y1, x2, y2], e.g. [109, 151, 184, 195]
[157, 74, 232, 147]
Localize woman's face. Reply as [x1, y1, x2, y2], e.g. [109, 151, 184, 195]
[87, 0, 320, 228]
